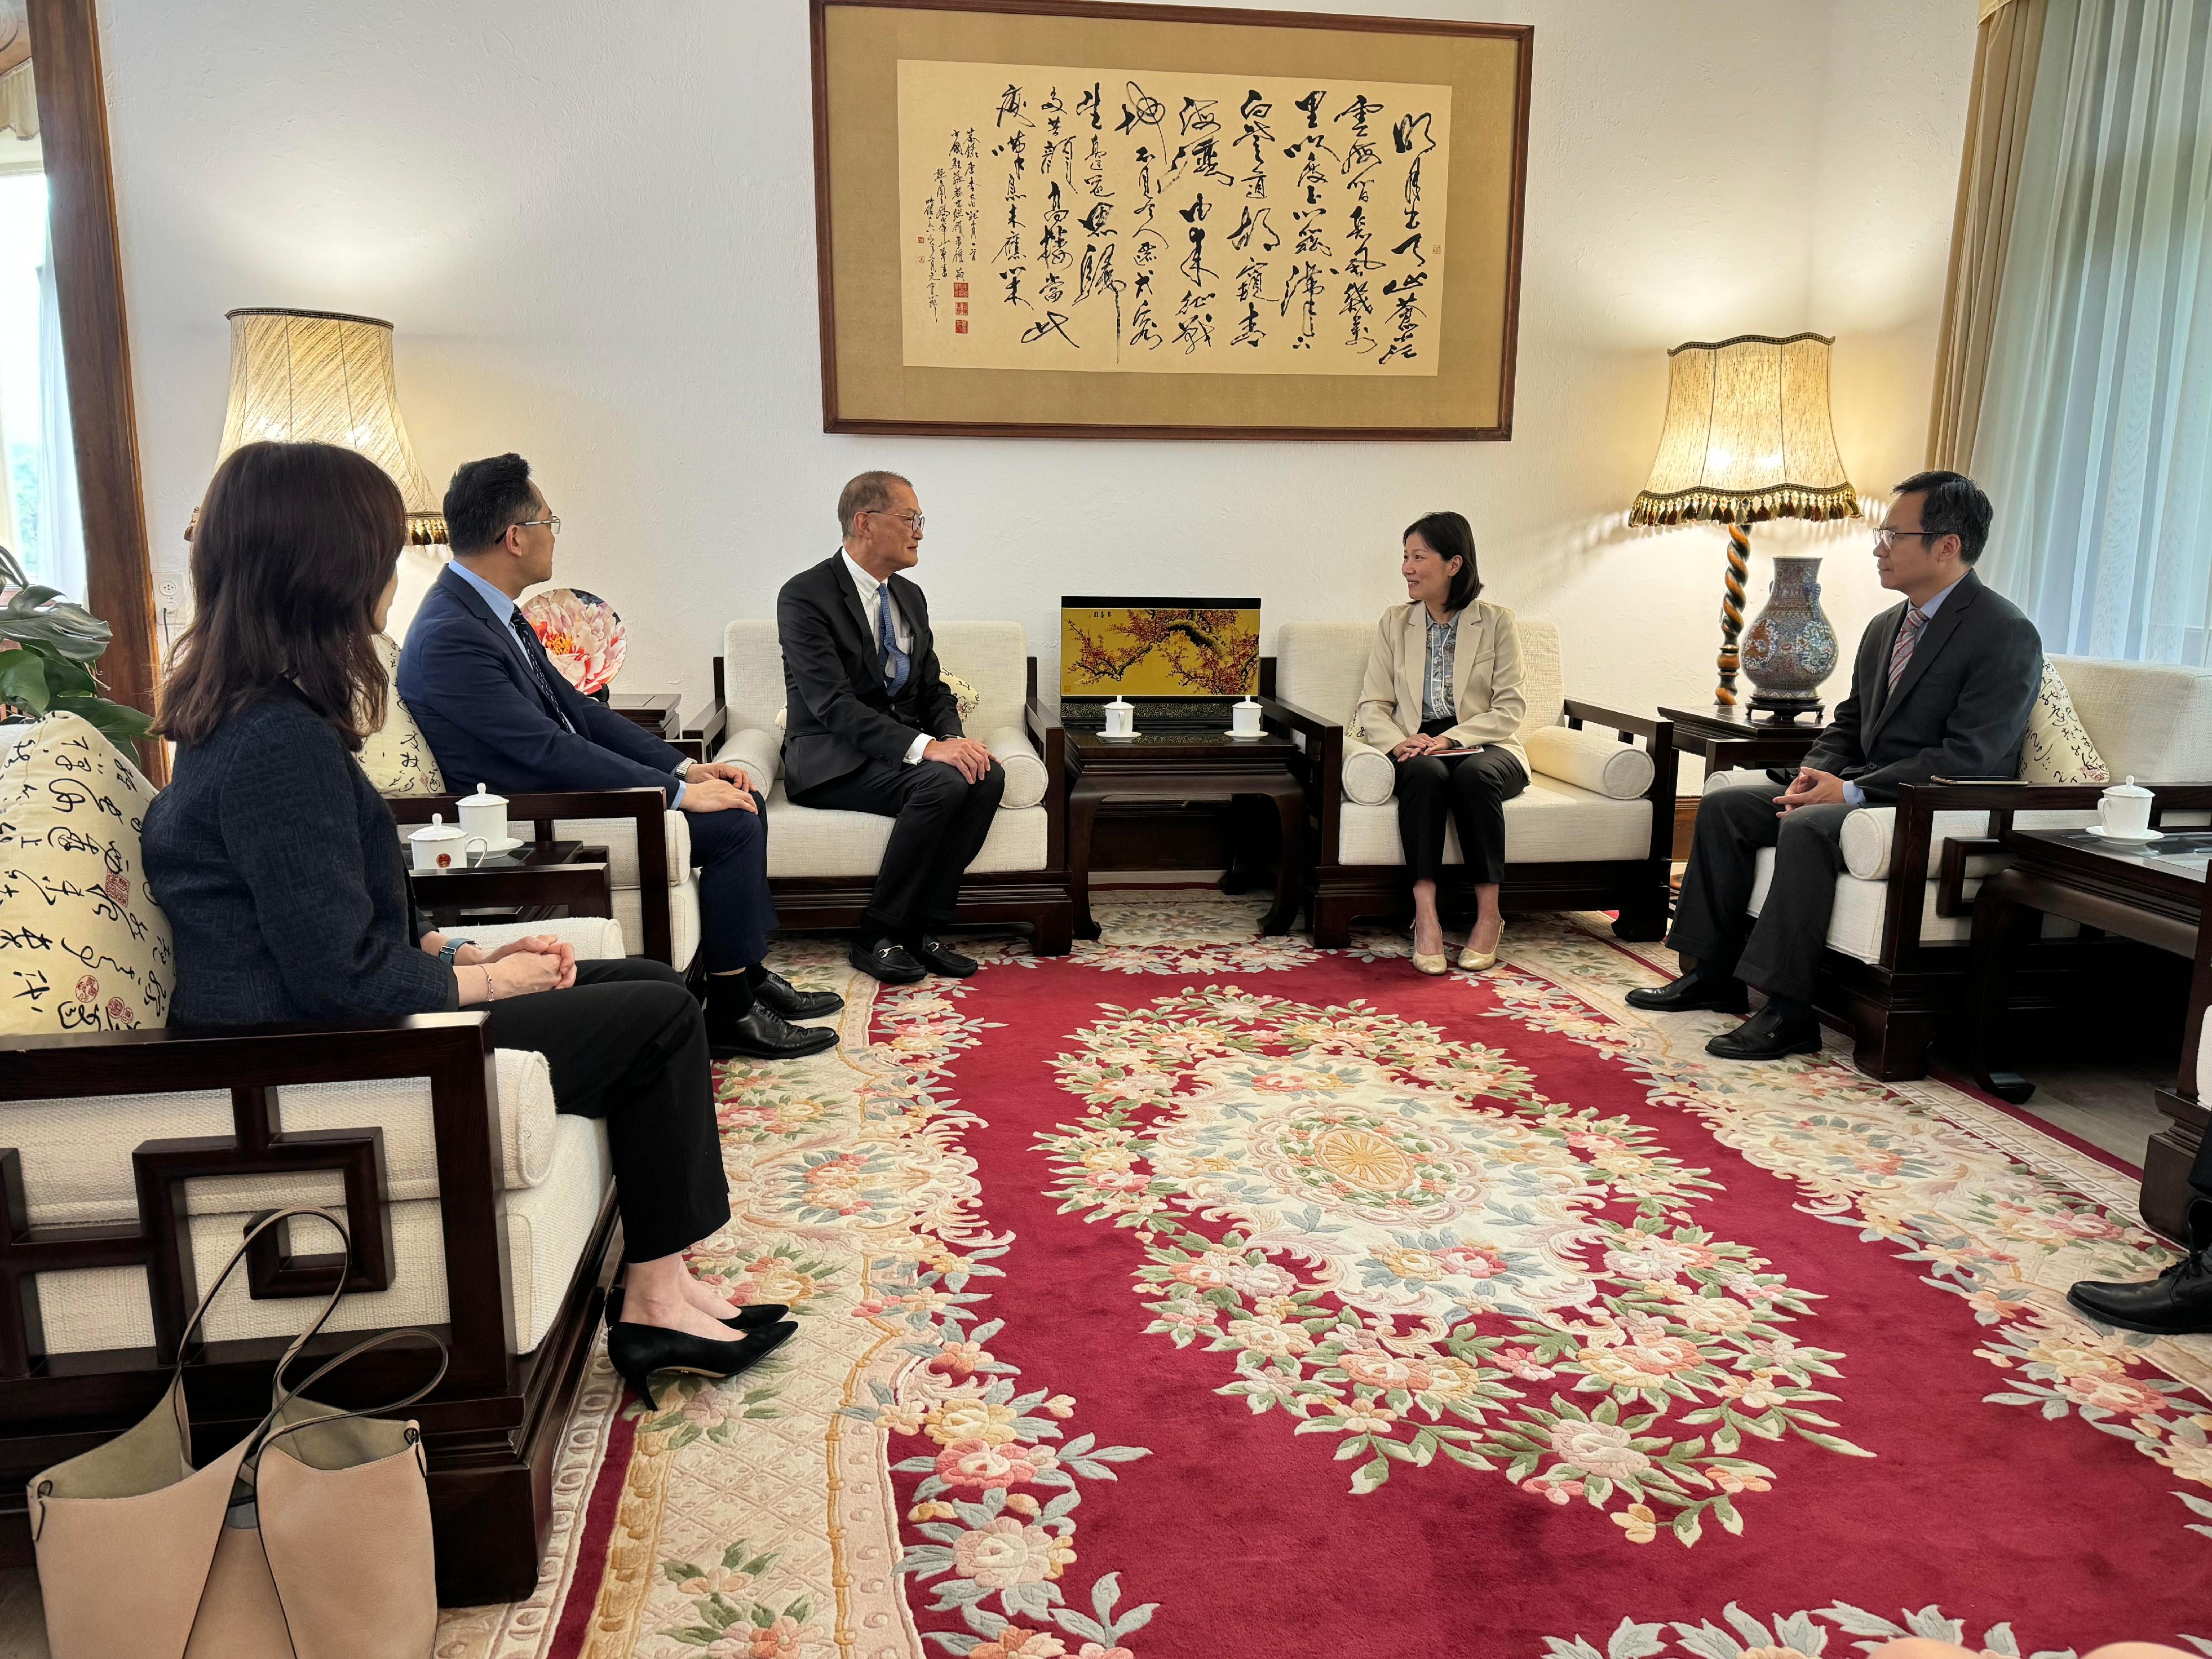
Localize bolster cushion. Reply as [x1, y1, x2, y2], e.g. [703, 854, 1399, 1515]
[718, 726, 784, 790]
[982, 726, 1050, 809]
[1342, 737, 1396, 806]
[1524, 724, 1656, 801]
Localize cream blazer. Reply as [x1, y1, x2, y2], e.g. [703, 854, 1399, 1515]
[1354, 598, 1528, 776]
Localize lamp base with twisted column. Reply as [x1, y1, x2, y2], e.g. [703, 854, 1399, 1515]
[1714, 521, 1749, 706]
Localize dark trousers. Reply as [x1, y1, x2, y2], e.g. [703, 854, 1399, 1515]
[1391, 718, 1527, 884]
[790, 757, 1006, 933]
[1668, 784, 1851, 1005]
[684, 790, 776, 973]
[484, 958, 729, 1262]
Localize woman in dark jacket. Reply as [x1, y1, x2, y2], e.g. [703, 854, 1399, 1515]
[143, 440, 788, 1407]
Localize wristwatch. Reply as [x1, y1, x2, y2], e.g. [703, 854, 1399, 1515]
[436, 939, 468, 968]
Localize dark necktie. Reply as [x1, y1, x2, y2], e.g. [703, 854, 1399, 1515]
[1886, 605, 1927, 696]
[509, 609, 576, 733]
[876, 587, 911, 697]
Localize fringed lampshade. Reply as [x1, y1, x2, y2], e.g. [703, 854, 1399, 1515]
[1630, 332, 1860, 710]
[215, 308, 445, 546]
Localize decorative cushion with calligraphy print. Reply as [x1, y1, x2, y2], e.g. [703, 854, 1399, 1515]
[2020, 660, 2110, 785]
[0, 712, 174, 1036]
[359, 632, 446, 796]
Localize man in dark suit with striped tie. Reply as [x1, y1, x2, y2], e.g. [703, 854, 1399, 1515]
[1628, 472, 2043, 1060]
[775, 471, 1004, 986]
[399, 455, 841, 1061]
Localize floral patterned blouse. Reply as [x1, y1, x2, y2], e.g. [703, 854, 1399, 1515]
[1421, 609, 1459, 722]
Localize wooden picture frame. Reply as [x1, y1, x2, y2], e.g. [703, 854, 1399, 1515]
[811, 0, 1533, 440]
[28, 0, 161, 779]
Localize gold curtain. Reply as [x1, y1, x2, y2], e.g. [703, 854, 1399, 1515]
[1927, 0, 2047, 469]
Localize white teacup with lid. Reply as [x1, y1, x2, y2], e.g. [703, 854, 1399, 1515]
[2097, 775, 2156, 839]
[458, 782, 509, 847]
[1102, 697, 1136, 739]
[1230, 697, 1264, 737]
[409, 813, 489, 872]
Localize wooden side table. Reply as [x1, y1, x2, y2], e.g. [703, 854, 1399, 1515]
[1957, 817, 2212, 1241]
[1656, 705, 1826, 859]
[1064, 724, 1305, 940]
[409, 839, 614, 935]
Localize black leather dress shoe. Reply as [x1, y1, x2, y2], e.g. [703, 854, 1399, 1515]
[1625, 971, 1750, 1015]
[2068, 1250, 2212, 1334]
[1704, 1003, 1822, 1061]
[851, 937, 927, 985]
[755, 971, 844, 1021]
[906, 936, 979, 978]
[708, 1003, 839, 1061]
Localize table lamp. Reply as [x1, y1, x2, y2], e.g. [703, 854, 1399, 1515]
[1629, 331, 1859, 714]
[201, 307, 449, 635]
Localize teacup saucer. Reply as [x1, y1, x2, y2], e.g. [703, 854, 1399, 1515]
[2086, 825, 2162, 843]
[478, 834, 526, 854]
[1219, 729, 1265, 740]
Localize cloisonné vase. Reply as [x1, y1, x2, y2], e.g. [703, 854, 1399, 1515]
[1739, 555, 1838, 722]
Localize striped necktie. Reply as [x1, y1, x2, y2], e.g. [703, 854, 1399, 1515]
[1886, 604, 1927, 696]
[509, 609, 576, 733]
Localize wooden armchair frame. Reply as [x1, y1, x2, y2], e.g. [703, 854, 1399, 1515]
[1262, 691, 1679, 946]
[387, 786, 677, 965]
[0, 1012, 615, 1605]
[1826, 780, 2212, 1081]
[688, 656, 1074, 953]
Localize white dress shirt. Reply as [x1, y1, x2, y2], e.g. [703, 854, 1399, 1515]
[841, 550, 931, 765]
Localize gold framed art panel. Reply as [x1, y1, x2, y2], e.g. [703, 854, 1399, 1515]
[810, 0, 1533, 439]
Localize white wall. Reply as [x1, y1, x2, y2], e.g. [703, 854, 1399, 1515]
[101, 0, 1975, 769]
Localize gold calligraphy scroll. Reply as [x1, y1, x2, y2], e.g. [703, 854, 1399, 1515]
[898, 61, 1452, 375]
[813, 0, 1531, 439]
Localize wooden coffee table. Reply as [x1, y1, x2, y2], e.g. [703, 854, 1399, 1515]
[1063, 723, 1305, 940]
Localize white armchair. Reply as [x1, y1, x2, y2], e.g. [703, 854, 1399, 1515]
[692, 620, 1073, 952]
[1703, 654, 2212, 1079]
[0, 711, 630, 1604]
[1268, 618, 1678, 946]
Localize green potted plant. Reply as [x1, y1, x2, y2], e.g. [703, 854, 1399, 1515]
[0, 542, 154, 755]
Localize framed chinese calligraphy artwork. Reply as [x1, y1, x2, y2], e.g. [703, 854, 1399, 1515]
[810, 0, 1532, 439]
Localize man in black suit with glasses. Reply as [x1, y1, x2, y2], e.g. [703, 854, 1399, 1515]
[1628, 471, 2042, 1062]
[776, 471, 1005, 985]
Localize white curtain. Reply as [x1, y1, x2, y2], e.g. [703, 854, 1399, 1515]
[1971, 0, 2212, 666]
[34, 222, 85, 600]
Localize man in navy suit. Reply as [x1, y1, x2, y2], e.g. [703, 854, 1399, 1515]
[399, 453, 839, 1061]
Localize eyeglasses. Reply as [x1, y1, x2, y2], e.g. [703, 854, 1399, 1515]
[864, 509, 926, 533]
[513, 514, 561, 538]
[1872, 528, 1938, 550]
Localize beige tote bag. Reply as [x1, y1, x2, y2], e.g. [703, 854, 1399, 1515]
[28, 1208, 446, 1659]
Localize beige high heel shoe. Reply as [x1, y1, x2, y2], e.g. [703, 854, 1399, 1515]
[1412, 926, 1449, 975]
[1458, 924, 1503, 973]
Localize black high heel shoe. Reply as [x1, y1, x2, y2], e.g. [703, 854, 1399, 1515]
[606, 1286, 790, 1331]
[608, 1319, 797, 1409]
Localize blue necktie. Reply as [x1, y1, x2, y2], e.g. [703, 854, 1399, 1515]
[509, 609, 576, 733]
[877, 588, 910, 697]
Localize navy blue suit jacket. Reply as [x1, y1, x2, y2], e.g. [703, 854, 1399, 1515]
[399, 564, 687, 801]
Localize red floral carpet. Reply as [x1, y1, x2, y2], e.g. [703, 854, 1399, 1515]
[435, 895, 2212, 1659]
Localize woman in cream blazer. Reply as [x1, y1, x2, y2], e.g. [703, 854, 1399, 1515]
[1355, 511, 1528, 975]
